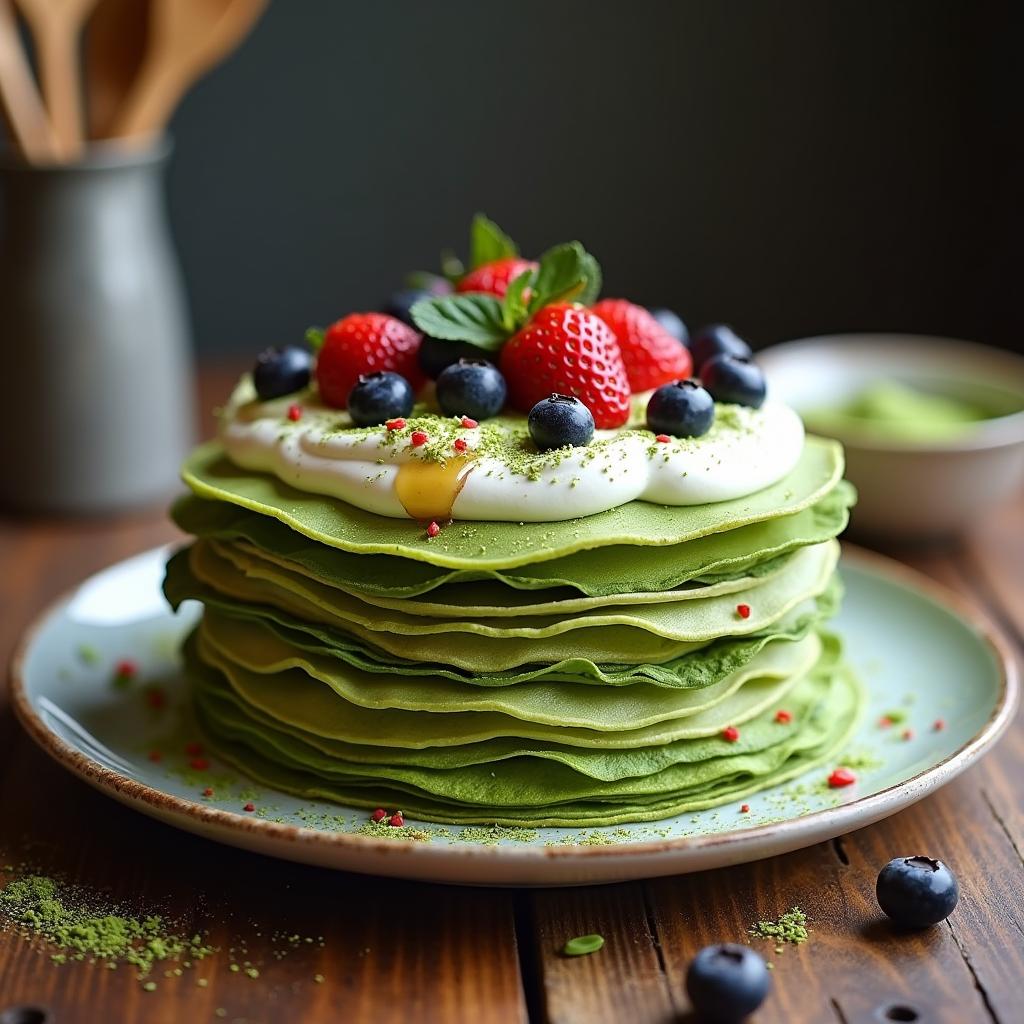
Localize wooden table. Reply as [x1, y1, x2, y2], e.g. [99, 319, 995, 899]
[0, 366, 1021, 1024]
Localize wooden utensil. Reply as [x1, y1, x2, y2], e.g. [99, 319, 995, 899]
[112, 0, 266, 144]
[0, 0, 59, 161]
[85, 0, 151, 140]
[13, 0, 99, 160]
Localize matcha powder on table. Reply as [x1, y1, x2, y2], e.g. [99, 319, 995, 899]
[750, 906, 810, 953]
[0, 873, 214, 983]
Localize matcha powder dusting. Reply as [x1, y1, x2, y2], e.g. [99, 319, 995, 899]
[750, 906, 810, 952]
[0, 873, 214, 983]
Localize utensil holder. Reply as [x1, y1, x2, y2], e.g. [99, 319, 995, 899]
[0, 138, 194, 514]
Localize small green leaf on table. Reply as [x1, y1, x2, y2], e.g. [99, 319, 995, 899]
[562, 934, 605, 957]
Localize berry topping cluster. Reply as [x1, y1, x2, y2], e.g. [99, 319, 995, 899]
[245, 214, 769, 451]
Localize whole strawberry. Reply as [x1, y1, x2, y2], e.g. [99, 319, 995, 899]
[500, 304, 631, 428]
[456, 257, 538, 298]
[316, 313, 424, 409]
[592, 299, 691, 392]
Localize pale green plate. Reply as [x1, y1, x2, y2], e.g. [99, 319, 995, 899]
[11, 546, 1017, 886]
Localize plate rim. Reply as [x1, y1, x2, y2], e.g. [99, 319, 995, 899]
[8, 542, 1020, 878]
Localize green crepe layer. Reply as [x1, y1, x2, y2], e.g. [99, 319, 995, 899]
[164, 550, 841, 688]
[194, 633, 825, 764]
[170, 426, 858, 827]
[181, 436, 844, 570]
[182, 539, 839, 670]
[194, 618, 822, 733]
[186, 636, 862, 827]
[171, 479, 854, 600]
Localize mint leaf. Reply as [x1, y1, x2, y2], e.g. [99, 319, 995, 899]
[501, 269, 535, 331]
[469, 213, 518, 270]
[305, 326, 325, 352]
[528, 241, 602, 313]
[410, 294, 509, 351]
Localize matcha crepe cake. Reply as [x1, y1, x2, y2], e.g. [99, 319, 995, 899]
[166, 218, 862, 827]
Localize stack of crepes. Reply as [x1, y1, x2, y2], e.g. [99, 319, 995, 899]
[164, 421, 861, 828]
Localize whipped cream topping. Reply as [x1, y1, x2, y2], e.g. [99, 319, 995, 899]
[219, 380, 805, 523]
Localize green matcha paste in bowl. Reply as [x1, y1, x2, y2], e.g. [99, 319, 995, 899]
[803, 379, 995, 443]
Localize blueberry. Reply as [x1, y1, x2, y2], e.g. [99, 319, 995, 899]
[384, 285, 449, 327]
[346, 371, 414, 427]
[647, 379, 715, 437]
[691, 324, 752, 372]
[686, 944, 771, 1023]
[701, 354, 766, 409]
[418, 335, 486, 379]
[528, 394, 595, 451]
[252, 345, 312, 401]
[649, 307, 689, 345]
[435, 359, 507, 420]
[876, 857, 960, 928]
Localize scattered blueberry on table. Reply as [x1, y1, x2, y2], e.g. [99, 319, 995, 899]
[876, 856, 960, 928]
[686, 943, 771, 1023]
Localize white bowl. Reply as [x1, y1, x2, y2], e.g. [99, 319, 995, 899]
[758, 334, 1024, 539]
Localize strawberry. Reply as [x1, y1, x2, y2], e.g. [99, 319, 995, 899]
[500, 304, 631, 428]
[592, 298, 691, 392]
[316, 313, 424, 409]
[456, 257, 539, 298]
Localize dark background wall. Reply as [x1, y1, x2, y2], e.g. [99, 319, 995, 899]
[35, 2, 1024, 355]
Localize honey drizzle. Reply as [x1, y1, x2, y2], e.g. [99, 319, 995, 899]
[394, 457, 476, 522]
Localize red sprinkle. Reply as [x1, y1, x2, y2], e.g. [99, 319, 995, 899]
[736, 604, 751, 619]
[189, 757, 210, 772]
[386, 418, 406, 431]
[878, 715, 894, 729]
[453, 438, 468, 453]
[828, 767, 856, 789]
[202, 787, 214, 797]
[243, 802, 256, 813]
[287, 403, 302, 422]
[145, 688, 166, 709]
[933, 718, 946, 732]
[410, 430, 428, 447]
[115, 659, 137, 679]
[721, 725, 740, 743]
[371, 808, 387, 823]
[740, 804, 750, 814]
[902, 728, 914, 741]
[426, 520, 441, 539]
[147, 750, 162, 763]
[185, 741, 204, 756]
[389, 812, 404, 828]
[774, 709, 792, 724]
[460, 417, 479, 429]
[655, 434, 671, 443]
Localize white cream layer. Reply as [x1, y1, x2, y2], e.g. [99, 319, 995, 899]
[219, 381, 805, 522]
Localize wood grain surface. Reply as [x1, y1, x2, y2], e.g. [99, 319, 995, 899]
[0, 365, 1020, 1024]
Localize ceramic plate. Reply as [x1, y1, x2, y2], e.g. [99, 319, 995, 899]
[10, 545, 1017, 886]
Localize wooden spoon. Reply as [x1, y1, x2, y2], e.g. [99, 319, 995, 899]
[84, 0, 151, 140]
[112, 0, 267, 145]
[13, 0, 99, 160]
[0, 0, 59, 161]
